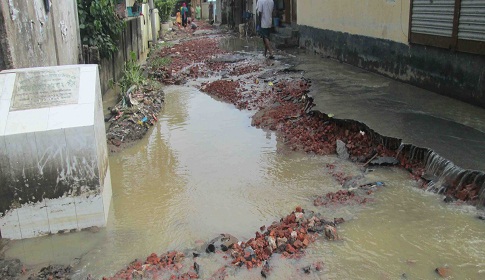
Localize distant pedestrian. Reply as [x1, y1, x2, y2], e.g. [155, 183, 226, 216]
[257, 0, 274, 59]
[176, 11, 182, 28]
[195, 4, 201, 20]
[181, 3, 189, 28]
[209, 1, 214, 22]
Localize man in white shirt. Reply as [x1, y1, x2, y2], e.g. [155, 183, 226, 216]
[257, 0, 275, 59]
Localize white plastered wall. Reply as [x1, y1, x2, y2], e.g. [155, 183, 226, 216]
[298, 0, 411, 44]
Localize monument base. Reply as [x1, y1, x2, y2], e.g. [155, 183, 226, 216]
[0, 65, 112, 239]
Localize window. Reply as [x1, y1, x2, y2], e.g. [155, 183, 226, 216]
[409, 0, 485, 55]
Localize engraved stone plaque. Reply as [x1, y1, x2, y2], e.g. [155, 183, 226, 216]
[10, 68, 80, 111]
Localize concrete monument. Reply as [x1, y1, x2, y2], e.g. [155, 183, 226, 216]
[0, 65, 112, 239]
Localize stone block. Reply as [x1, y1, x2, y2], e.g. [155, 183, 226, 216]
[45, 196, 77, 233]
[0, 65, 111, 239]
[0, 209, 20, 239]
[74, 194, 106, 229]
[16, 201, 50, 239]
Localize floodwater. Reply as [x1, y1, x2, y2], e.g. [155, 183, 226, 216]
[3, 84, 485, 279]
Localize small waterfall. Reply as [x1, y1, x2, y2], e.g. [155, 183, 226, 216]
[394, 142, 485, 208]
[313, 108, 485, 209]
[477, 179, 485, 208]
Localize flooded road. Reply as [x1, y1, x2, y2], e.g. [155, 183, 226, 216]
[4, 85, 485, 279]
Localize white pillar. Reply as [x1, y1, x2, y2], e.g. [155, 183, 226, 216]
[148, 0, 157, 44]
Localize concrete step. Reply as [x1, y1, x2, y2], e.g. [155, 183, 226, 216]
[274, 26, 292, 37]
[271, 25, 299, 48]
[274, 26, 299, 37]
[270, 33, 299, 48]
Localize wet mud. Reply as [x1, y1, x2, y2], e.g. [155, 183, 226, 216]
[0, 258, 72, 280]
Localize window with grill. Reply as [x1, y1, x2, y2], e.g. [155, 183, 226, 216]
[409, 0, 485, 55]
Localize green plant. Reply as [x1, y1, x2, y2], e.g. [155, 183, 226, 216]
[77, 0, 125, 59]
[150, 56, 172, 69]
[119, 51, 145, 106]
[155, 0, 176, 23]
[149, 41, 174, 54]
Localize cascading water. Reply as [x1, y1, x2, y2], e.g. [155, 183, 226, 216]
[396, 143, 485, 207]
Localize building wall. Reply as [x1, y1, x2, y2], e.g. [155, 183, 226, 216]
[0, 0, 81, 71]
[298, 0, 485, 108]
[299, 0, 410, 43]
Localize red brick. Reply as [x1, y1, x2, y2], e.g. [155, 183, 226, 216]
[286, 244, 296, 254]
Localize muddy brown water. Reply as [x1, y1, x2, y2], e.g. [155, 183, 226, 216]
[3, 86, 485, 278]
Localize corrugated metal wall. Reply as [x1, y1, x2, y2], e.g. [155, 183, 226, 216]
[458, 0, 485, 42]
[411, 0, 455, 37]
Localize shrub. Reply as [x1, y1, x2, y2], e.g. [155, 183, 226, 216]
[77, 0, 125, 59]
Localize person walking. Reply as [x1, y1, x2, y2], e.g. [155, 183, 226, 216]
[257, 0, 274, 59]
[195, 4, 201, 20]
[181, 3, 189, 28]
[176, 11, 182, 29]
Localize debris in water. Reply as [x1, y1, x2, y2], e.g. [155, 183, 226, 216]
[226, 207, 340, 271]
[103, 251, 194, 280]
[336, 139, 350, 160]
[260, 261, 271, 278]
[444, 195, 455, 203]
[206, 233, 239, 253]
[314, 189, 370, 207]
[302, 265, 311, 274]
[435, 266, 451, 278]
[0, 259, 23, 279]
[324, 225, 339, 240]
[369, 156, 399, 166]
[28, 265, 72, 280]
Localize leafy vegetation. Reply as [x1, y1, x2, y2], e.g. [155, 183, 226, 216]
[155, 0, 177, 22]
[77, 0, 125, 59]
[147, 42, 173, 70]
[120, 51, 145, 93]
[150, 41, 173, 53]
[149, 56, 172, 69]
[119, 52, 146, 106]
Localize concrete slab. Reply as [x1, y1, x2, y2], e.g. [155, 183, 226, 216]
[289, 52, 485, 171]
[16, 201, 50, 239]
[0, 210, 20, 239]
[0, 73, 16, 101]
[0, 74, 5, 99]
[47, 104, 94, 130]
[74, 194, 106, 229]
[0, 99, 10, 135]
[45, 196, 78, 233]
[4, 108, 50, 135]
